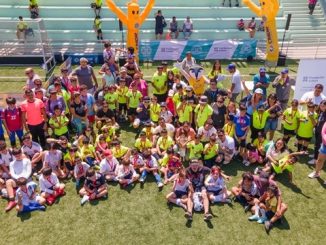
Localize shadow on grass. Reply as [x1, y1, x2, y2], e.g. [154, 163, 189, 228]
[317, 178, 326, 189]
[17, 211, 31, 222]
[277, 177, 311, 199]
[273, 216, 290, 231]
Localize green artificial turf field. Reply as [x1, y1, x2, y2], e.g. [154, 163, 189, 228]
[0, 61, 325, 245]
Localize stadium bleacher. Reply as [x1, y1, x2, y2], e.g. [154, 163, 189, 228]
[0, 0, 325, 56]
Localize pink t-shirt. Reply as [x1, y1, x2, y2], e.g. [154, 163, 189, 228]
[137, 80, 148, 97]
[20, 98, 45, 125]
[322, 122, 326, 145]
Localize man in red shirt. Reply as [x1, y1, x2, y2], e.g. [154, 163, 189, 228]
[20, 89, 47, 147]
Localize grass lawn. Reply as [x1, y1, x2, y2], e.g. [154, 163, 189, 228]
[0, 61, 325, 245]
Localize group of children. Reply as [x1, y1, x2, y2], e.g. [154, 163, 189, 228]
[0, 55, 325, 234]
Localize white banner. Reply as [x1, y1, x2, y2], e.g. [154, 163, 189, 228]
[206, 40, 237, 60]
[294, 59, 326, 100]
[153, 40, 187, 60]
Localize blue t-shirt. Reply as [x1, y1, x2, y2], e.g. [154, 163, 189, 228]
[233, 115, 250, 137]
[253, 74, 270, 95]
[81, 94, 95, 116]
[0, 109, 4, 136]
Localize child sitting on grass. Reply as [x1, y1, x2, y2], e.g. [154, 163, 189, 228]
[243, 143, 264, 167]
[79, 168, 108, 205]
[140, 149, 164, 188]
[74, 155, 90, 190]
[166, 168, 193, 215]
[15, 177, 46, 213]
[115, 159, 139, 188]
[39, 167, 65, 205]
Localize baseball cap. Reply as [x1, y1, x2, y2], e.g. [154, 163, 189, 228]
[259, 67, 266, 73]
[227, 63, 236, 70]
[199, 95, 208, 104]
[103, 150, 112, 157]
[254, 88, 264, 94]
[160, 102, 167, 107]
[120, 67, 127, 72]
[281, 68, 289, 74]
[49, 87, 57, 94]
[143, 96, 151, 102]
[168, 89, 174, 96]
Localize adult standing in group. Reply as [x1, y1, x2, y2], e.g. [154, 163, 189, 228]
[272, 68, 293, 110]
[228, 63, 242, 102]
[152, 66, 167, 103]
[20, 89, 47, 147]
[300, 84, 326, 109]
[308, 121, 326, 183]
[181, 52, 196, 74]
[204, 79, 220, 104]
[72, 58, 98, 94]
[253, 67, 270, 99]
[155, 10, 166, 40]
[308, 100, 326, 165]
[24, 67, 40, 90]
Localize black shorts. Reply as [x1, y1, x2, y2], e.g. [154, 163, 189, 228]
[65, 161, 74, 171]
[170, 28, 178, 33]
[119, 103, 127, 111]
[308, 4, 316, 11]
[128, 107, 137, 116]
[236, 137, 246, 147]
[153, 93, 167, 103]
[155, 28, 163, 35]
[30, 4, 38, 8]
[296, 135, 312, 142]
[97, 29, 102, 34]
[283, 128, 296, 136]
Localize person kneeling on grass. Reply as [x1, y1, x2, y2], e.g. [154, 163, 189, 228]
[115, 159, 139, 188]
[205, 166, 232, 204]
[15, 177, 46, 213]
[39, 167, 65, 206]
[248, 185, 287, 233]
[79, 168, 108, 205]
[140, 149, 164, 188]
[166, 168, 194, 215]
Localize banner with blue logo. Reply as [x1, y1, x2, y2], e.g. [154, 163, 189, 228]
[139, 39, 257, 61]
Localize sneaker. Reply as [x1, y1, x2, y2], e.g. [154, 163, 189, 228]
[80, 195, 90, 205]
[264, 220, 272, 233]
[254, 167, 261, 175]
[248, 214, 259, 221]
[157, 182, 164, 188]
[139, 178, 144, 183]
[309, 154, 314, 158]
[308, 159, 315, 165]
[257, 217, 268, 224]
[244, 205, 251, 213]
[5, 201, 17, 212]
[204, 213, 212, 221]
[308, 171, 320, 179]
[184, 212, 193, 221]
[224, 198, 232, 204]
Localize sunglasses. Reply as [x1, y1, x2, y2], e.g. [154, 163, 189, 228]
[217, 101, 224, 103]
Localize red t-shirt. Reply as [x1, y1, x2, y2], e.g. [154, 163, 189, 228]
[20, 98, 45, 125]
[166, 97, 175, 115]
[4, 107, 22, 131]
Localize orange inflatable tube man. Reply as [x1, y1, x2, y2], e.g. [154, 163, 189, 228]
[106, 0, 155, 59]
[243, 0, 279, 67]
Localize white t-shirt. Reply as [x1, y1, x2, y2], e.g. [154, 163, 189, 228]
[231, 70, 242, 94]
[26, 74, 41, 90]
[144, 156, 158, 168]
[15, 182, 38, 206]
[172, 81, 187, 92]
[160, 110, 173, 123]
[198, 126, 217, 142]
[9, 158, 32, 180]
[0, 150, 15, 167]
[39, 173, 60, 194]
[22, 142, 42, 159]
[130, 155, 145, 167]
[44, 150, 63, 170]
[300, 91, 326, 108]
[153, 123, 176, 138]
[115, 164, 137, 180]
[74, 162, 90, 178]
[100, 157, 119, 175]
[218, 136, 235, 155]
